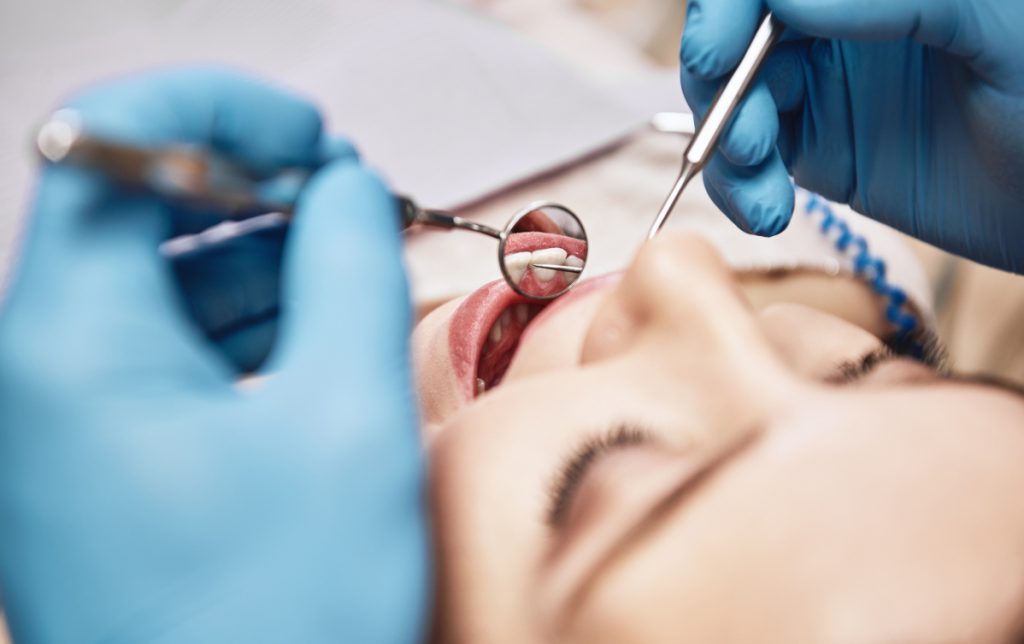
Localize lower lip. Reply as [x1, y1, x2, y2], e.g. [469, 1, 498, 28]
[448, 279, 530, 400]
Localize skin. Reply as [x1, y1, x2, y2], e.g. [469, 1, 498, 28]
[414, 233, 1024, 644]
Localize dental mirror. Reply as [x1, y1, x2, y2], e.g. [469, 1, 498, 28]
[498, 203, 588, 300]
[32, 116, 591, 300]
[398, 198, 587, 300]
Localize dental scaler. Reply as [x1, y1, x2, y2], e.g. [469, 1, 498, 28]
[647, 14, 784, 239]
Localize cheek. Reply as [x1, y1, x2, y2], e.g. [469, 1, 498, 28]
[412, 298, 467, 430]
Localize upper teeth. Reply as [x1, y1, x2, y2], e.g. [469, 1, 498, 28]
[504, 247, 583, 284]
[504, 252, 532, 284]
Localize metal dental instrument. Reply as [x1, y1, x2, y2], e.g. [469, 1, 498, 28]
[647, 13, 784, 239]
[399, 198, 589, 298]
[528, 264, 582, 273]
[35, 109, 590, 300]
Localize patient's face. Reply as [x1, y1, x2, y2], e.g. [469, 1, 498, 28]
[413, 234, 1024, 643]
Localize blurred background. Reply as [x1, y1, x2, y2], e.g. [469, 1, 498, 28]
[0, 1, 1019, 634]
[1, 1, 1022, 633]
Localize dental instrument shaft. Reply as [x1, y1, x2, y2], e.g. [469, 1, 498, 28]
[36, 110, 492, 240]
[394, 197, 502, 238]
[647, 13, 784, 239]
[37, 109, 302, 218]
[528, 263, 583, 273]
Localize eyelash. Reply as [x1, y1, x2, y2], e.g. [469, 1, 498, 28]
[546, 425, 653, 528]
[826, 346, 897, 384]
[544, 340, 946, 525]
[827, 333, 948, 385]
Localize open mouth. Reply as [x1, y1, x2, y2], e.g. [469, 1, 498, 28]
[448, 281, 550, 400]
[449, 233, 587, 399]
[476, 297, 547, 395]
[447, 269, 620, 401]
[502, 231, 588, 298]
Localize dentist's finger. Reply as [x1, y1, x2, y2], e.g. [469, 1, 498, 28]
[680, 0, 764, 79]
[769, 0, 982, 57]
[267, 160, 411, 388]
[702, 150, 795, 236]
[681, 65, 781, 169]
[1, 165, 229, 384]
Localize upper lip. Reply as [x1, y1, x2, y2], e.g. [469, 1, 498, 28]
[503, 231, 588, 258]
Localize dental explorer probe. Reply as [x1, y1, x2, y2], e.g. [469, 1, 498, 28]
[647, 14, 784, 239]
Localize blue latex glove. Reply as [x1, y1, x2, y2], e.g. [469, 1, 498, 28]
[172, 227, 288, 373]
[0, 69, 429, 642]
[679, 0, 1024, 272]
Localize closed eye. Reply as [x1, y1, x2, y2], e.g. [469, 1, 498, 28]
[826, 346, 899, 385]
[545, 425, 654, 528]
[827, 329, 950, 385]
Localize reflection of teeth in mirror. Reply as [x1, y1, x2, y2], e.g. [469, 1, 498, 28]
[529, 247, 568, 282]
[504, 252, 532, 284]
[565, 255, 584, 269]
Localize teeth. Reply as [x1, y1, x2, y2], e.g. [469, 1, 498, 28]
[489, 319, 503, 343]
[530, 247, 568, 265]
[504, 252, 532, 284]
[507, 247, 583, 284]
[530, 247, 568, 282]
[513, 303, 530, 324]
[476, 377, 486, 395]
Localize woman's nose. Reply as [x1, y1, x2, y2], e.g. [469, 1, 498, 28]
[579, 233, 777, 372]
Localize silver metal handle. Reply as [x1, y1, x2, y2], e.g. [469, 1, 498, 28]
[685, 13, 783, 169]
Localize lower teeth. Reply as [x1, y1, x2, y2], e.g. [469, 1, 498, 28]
[476, 377, 486, 395]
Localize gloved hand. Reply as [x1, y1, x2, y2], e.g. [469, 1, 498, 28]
[679, 0, 1024, 273]
[171, 226, 288, 373]
[0, 69, 429, 642]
